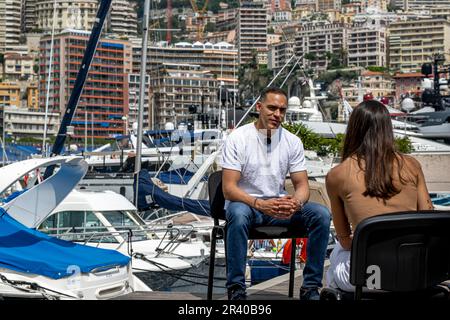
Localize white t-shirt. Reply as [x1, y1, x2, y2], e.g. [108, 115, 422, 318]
[221, 123, 306, 198]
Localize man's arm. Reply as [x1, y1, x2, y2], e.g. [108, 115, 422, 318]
[222, 168, 292, 218]
[222, 168, 258, 207]
[289, 170, 310, 207]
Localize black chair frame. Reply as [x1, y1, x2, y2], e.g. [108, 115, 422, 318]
[321, 210, 450, 300]
[206, 170, 307, 300]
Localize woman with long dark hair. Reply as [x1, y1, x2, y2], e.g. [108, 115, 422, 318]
[325, 100, 433, 291]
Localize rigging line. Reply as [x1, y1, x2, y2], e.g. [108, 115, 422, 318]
[277, 26, 339, 139]
[0, 273, 78, 299]
[133, 266, 226, 288]
[234, 53, 301, 129]
[42, 0, 58, 157]
[280, 58, 301, 89]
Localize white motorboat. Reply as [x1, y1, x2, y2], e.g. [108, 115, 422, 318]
[36, 189, 210, 291]
[0, 156, 147, 300]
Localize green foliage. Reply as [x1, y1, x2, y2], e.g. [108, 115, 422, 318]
[282, 122, 344, 156]
[204, 22, 216, 33]
[283, 122, 413, 155]
[367, 66, 388, 73]
[304, 53, 316, 61]
[394, 136, 413, 154]
[317, 70, 358, 87]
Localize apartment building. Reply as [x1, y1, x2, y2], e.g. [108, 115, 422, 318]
[0, 82, 21, 108]
[341, 71, 395, 107]
[294, 22, 348, 72]
[150, 64, 219, 128]
[393, 72, 425, 99]
[36, 0, 97, 33]
[127, 74, 151, 130]
[0, 0, 21, 53]
[347, 24, 387, 68]
[316, 0, 341, 11]
[237, 1, 268, 65]
[131, 40, 238, 90]
[268, 41, 294, 72]
[39, 29, 132, 140]
[392, 0, 450, 10]
[389, 18, 450, 72]
[2, 52, 35, 81]
[27, 82, 39, 110]
[105, 0, 138, 37]
[3, 105, 60, 140]
[21, 0, 37, 33]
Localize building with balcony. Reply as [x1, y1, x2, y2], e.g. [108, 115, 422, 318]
[22, 0, 37, 33]
[127, 73, 151, 130]
[36, 0, 97, 33]
[341, 71, 395, 107]
[294, 22, 348, 72]
[391, 0, 450, 11]
[393, 72, 425, 100]
[131, 40, 238, 90]
[2, 52, 36, 81]
[268, 40, 294, 72]
[0, 82, 21, 108]
[27, 82, 39, 110]
[388, 18, 450, 72]
[237, 1, 268, 65]
[0, 0, 22, 53]
[105, 0, 138, 37]
[39, 29, 132, 140]
[150, 63, 220, 129]
[3, 105, 60, 140]
[347, 24, 387, 68]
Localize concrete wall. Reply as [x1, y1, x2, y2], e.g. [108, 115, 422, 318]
[412, 153, 450, 192]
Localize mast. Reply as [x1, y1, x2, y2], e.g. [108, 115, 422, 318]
[44, 0, 113, 179]
[133, 0, 151, 206]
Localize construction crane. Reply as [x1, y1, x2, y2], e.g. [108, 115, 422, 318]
[166, 0, 172, 43]
[189, 0, 209, 41]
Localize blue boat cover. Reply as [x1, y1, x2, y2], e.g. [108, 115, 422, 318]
[0, 208, 130, 279]
[157, 168, 207, 185]
[135, 169, 210, 217]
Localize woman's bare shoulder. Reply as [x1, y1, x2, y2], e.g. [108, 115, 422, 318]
[401, 154, 422, 170]
[326, 158, 352, 184]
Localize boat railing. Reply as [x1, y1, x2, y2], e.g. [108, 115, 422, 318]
[42, 223, 197, 257]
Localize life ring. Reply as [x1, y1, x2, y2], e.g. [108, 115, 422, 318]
[281, 238, 308, 264]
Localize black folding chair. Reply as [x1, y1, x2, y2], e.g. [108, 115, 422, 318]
[207, 170, 308, 300]
[321, 210, 450, 300]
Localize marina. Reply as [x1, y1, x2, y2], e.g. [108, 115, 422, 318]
[1, 0, 450, 302]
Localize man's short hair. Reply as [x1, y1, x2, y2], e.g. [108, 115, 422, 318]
[259, 87, 288, 103]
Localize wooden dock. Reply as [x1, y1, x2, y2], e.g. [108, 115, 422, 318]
[113, 261, 330, 300]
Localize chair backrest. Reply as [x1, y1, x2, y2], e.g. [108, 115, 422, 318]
[208, 171, 226, 221]
[350, 210, 450, 292]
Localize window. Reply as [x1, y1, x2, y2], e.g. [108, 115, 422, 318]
[38, 210, 116, 243]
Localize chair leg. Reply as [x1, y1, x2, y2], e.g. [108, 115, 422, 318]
[354, 285, 362, 300]
[288, 238, 296, 298]
[207, 227, 218, 300]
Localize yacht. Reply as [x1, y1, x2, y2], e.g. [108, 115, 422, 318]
[36, 189, 209, 291]
[0, 157, 147, 299]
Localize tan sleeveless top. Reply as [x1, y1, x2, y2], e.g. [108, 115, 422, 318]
[336, 155, 420, 230]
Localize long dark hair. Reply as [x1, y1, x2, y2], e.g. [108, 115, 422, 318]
[342, 100, 404, 199]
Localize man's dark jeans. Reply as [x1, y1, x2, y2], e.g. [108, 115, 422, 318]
[225, 201, 331, 290]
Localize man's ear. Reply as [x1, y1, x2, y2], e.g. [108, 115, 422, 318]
[255, 102, 261, 112]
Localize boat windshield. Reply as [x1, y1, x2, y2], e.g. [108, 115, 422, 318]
[100, 210, 150, 242]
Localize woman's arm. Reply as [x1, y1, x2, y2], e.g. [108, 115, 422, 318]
[326, 169, 353, 251]
[416, 164, 433, 210]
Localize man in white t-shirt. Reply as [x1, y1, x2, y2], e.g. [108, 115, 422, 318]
[222, 87, 331, 300]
